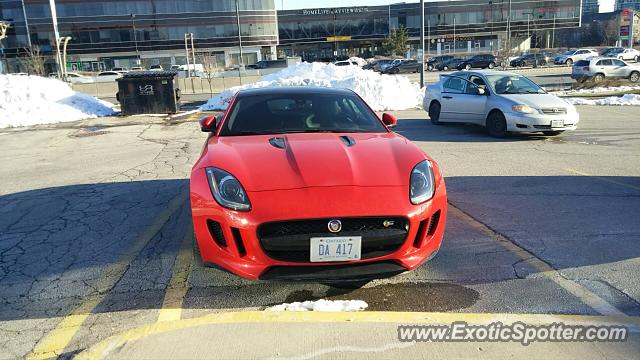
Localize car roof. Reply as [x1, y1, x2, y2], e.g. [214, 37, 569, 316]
[236, 86, 356, 97]
[451, 70, 520, 77]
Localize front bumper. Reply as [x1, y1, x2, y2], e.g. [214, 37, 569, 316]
[503, 111, 580, 133]
[190, 168, 448, 281]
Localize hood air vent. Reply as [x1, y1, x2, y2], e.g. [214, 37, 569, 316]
[340, 136, 356, 147]
[268, 137, 286, 149]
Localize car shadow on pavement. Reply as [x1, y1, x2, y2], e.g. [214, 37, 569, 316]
[2, 174, 640, 320]
[0, 180, 189, 322]
[394, 118, 551, 142]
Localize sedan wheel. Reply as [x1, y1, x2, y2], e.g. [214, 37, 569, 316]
[565, 59, 573, 67]
[486, 112, 508, 138]
[465, 64, 472, 70]
[429, 102, 442, 125]
[488, 62, 496, 69]
[427, 64, 434, 71]
[630, 72, 640, 83]
[594, 73, 605, 82]
[443, 65, 449, 71]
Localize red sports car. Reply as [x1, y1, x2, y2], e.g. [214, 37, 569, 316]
[190, 87, 447, 281]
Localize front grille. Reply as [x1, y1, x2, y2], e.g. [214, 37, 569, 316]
[540, 108, 567, 115]
[258, 217, 409, 262]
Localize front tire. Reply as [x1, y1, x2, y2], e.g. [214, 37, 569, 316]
[486, 111, 508, 138]
[465, 64, 472, 70]
[427, 64, 434, 71]
[442, 65, 449, 71]
[488, 62, 496, 69]
[630, 71, 640, 83]
[594, 73, 605, 82]
[543, 131, 565, 136]
[565, 59, 573, 67]
[429, 102, 442, 125]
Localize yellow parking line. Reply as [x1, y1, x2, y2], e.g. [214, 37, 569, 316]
[26, 190, 188, 360]
[565, 168, 640, 192]
[76, 310, 640, 359]
[157, 228, 194, 322]
[448, 205, 626, 317]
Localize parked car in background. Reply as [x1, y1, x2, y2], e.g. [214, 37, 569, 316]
[571, 57, 640, 83]
[246, 59, 288, 70]
[149, 64, 164, 71]
[554, 49, 598, 66]
[424, 70, 579, 137]
[65, 72, 94, 84]
[333, 60, 358, 67]
[612, 48, 639, 62]
[95, 71, 123, 83]
[456, 54, 497, 70]
[111, 67, 127, 72]
[436, 57, 465, 71]
[510, 53, 548, 67]
[131, 66, 144, 71]
[426, 55, 454, 71]
[371, 59, 396, 72]
[382, 59, 422, 74]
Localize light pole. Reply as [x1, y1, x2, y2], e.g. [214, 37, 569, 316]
[235, 0, 244, 83]
[131, 14, 140, 65]
[59, 36, 71, 81]
[48, 0, 63, 77]
[489, 1, 494, 52]
[420, 0, 425, 88]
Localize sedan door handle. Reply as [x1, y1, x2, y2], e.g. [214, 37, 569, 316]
[443, 96, 453, 99]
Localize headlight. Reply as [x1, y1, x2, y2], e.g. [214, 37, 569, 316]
[410, 160, 435, 205]
[512, 104, 534, 114]
[205, 167, 251, 211]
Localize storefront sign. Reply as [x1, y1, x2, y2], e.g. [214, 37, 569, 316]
[302, 7, 368, 16]
[327, 36, 352, 42]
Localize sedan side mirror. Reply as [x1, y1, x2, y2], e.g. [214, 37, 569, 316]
[382, 113, 398, 128]
[199, 115, 217, 132]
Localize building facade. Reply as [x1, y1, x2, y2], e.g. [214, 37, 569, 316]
[616, 0, 640, 11]
[278, 0, 583, 61]
[582, 0, 600, 15]
[1, 0, 278, 72]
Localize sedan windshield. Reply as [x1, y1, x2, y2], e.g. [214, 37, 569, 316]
[219, 93, 388, 136]
[485, 75, 545, 95]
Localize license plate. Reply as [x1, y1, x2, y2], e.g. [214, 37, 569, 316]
[310, 236, 361, 262]
[551, 119, 564, 128]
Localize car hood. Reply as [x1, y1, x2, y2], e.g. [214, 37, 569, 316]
[199, 132, 426, 191]
[500, 93, 570, 110]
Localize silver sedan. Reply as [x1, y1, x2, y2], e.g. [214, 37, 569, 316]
[423, 70, 580, 137]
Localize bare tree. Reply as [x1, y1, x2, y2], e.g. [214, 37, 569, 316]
[199, 52, 220, 96]
[21, 46, 47, 76]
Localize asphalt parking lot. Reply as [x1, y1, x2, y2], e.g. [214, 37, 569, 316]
[1, 106, 639, 358]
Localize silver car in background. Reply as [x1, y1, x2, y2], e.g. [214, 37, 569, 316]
[424, 70, 579, 137]
[571, 57, 640, 83]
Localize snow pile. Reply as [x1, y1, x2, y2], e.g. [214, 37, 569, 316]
[565, 94, 640, 106]
[200, 62, 423, 111]
[0, 74, 115, 128]
[553, 85, 640, 96]
[266, 299, 368, 312]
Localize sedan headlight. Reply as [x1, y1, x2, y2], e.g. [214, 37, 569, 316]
[205, 167, 251, 211]
[512, 104, 534, 114]
[410, 160, 435, 205]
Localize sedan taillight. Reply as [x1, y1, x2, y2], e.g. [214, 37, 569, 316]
[583, 66, 589, 71]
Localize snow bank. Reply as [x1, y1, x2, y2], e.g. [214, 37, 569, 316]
[565, 94, 640, 106]
[266, 299, 368, 312]
[0, 75, 115, 128]
[200, 62, 423, 112]
[553, 85, 640, 96]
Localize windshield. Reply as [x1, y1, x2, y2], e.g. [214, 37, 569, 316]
[486, 75, 545, 94]
[562, 50, 574, 55]
[219, 93, 388, 136]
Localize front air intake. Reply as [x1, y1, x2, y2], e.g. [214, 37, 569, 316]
[207, 220, 227, 248]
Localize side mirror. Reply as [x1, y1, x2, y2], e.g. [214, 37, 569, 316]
[199, 115, 217, 132]
[382, 113, 398, 128]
